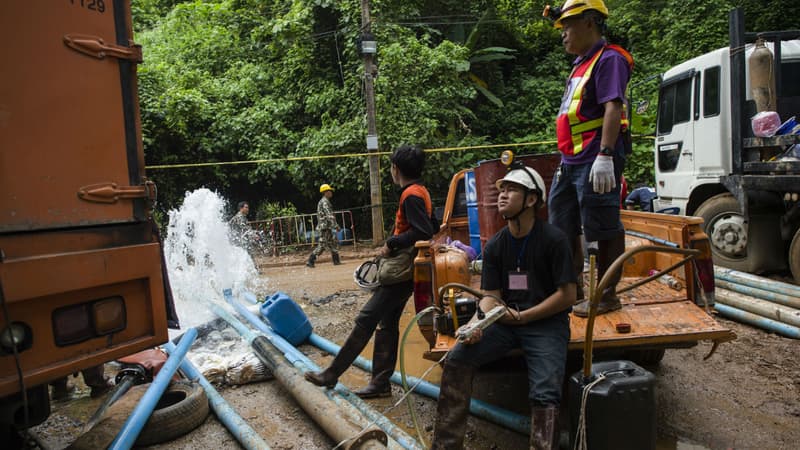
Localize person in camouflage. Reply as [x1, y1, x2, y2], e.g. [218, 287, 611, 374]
[229, 201, 251, 251]
[306, 184, 341, 267]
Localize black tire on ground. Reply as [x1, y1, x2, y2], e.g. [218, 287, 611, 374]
[695, 193, 756, 271]
[790, 228, 800, 284]
[135, 380, 210, 446]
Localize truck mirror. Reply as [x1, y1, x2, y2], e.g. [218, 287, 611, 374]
[635, 100, 650, 114]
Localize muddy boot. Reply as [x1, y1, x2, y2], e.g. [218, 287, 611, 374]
[572, 294, 621, 317]
[332, 252, 342, 265]
[305, 324, 372, 388]
[530, 405, 559, 450]
[50, 377, 75, 400]
[573, 234, 625, 317]
[354, 328, 396, 398]
[431, 359, 476, 449]
[82, 365, 113, 398]
[306, 254, 316, 268]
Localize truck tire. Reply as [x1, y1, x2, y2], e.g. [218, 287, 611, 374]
[695, 193, 759, 271]
[790, 228, 800, 284]
[134, 380, 209, 446]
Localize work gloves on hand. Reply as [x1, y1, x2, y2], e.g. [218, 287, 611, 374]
[589, 155, 616, 194]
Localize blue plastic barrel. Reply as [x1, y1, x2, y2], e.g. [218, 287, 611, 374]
[336, 227, 353, 245]
[259, 292, 312, 345]
[465, 170, 481, 256]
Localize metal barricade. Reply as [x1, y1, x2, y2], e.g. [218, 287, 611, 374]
[249, 210, 356, 256]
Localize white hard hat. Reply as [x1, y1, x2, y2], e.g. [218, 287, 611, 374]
[354, 259, 380, 291]
[495, 166, 547, 200]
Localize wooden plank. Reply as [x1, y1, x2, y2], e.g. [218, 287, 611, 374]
[569, 301, 734, 349]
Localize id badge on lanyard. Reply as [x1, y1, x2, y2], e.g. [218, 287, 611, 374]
[508, 231, 531, 291]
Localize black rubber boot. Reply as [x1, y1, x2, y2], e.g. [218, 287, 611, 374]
[354, 328, 396, 398]
[530, 405, 559, 450]
[306, 253, 316, 268]
[332, 252, 342, 265]
[305, 324, 372, 388]
[82, 364, 113, 398]
[431, 359, 476, 449]
[50, 377, 75, 400]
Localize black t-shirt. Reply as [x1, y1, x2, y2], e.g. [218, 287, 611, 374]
[481, 219, 575, 318]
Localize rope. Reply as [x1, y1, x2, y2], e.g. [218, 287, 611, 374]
[573, 373, 607, 450]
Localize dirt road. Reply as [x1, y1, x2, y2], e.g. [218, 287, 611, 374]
[31, 249, 800, 449]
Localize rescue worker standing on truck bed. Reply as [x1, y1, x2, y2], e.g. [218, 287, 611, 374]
[544, 0, 633, 316]
[432, 165, 576, 449]
[306, 184, 341, 267]
[305, 145, 438, 398]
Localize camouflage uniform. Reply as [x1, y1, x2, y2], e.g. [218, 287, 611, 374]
[311, 196, 339, 258]
[229, 212, 251, 250]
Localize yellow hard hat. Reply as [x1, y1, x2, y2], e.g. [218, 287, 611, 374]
[319, 183, 334, 193]
[543, 0, 608, 28]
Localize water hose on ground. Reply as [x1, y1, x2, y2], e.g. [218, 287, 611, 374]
[308, 333, 531, 435]
[162, 341, 271, 450]
[398, 306, 438, 447]
[225, 291, 420, 450]
[210, 298, 388, 450]
[108, 327, 197, 450]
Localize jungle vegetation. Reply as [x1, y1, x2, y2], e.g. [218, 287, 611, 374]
[133, 0, 800, 234]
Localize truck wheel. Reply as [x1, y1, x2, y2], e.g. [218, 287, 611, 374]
[695, 193, 757, 271]
[134, 380, 209, 446]
[790, 228, 800, 284]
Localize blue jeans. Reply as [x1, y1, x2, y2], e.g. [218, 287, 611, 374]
[447, 315, 570, 406]
[548, 152, 625, 242]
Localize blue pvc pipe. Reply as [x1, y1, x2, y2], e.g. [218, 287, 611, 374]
[242, 291, 260, 304]
[715, 279, 800, 310]
[714, 303, 800, 339]
[109, 327, 198, 450]
[714, 267, 800, 298]
[163, 341, 271, 450]
[228, 291, 423, 450]
[307, 331, 531, 435]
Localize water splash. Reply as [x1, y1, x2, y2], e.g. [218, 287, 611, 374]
[164, 188, 265, 332]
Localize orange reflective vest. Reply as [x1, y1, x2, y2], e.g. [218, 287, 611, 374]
[394, 184, 432, 236]
[556, 44, 633, 156]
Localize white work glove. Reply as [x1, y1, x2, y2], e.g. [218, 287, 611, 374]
[589, 155, 616, 194]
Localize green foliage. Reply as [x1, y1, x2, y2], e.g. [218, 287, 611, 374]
[255, 201, 299, 221]
[133, 0, 800, 239]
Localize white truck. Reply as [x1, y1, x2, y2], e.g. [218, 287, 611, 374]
[652, 9, 800, 282]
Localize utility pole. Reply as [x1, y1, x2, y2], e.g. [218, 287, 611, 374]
[360, 0, 384, 244]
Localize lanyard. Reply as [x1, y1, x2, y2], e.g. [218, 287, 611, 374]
[515, 229, 532, 272]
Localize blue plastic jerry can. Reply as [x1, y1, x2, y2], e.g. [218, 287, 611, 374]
[259, 291, 312, 346]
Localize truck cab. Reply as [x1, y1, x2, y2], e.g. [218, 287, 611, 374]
[0, 1, 172, 433]
[652, 9, 800, 281]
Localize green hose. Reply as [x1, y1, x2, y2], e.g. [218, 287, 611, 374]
[398, 306, 437, 447]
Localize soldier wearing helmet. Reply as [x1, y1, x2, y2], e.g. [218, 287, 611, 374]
[306, 183, 341, 267]
[544, 0, 633, 319]
[433, 162, 576, 449]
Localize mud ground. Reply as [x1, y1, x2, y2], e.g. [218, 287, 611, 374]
[29, 247, 800, 449]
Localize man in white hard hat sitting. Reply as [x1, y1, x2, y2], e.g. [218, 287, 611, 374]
[432, 163, 576, 449]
